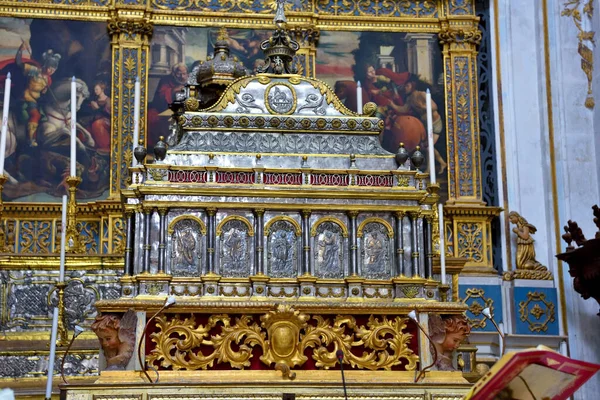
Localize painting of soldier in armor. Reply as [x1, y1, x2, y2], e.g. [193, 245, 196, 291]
[0, 17, 111, 202]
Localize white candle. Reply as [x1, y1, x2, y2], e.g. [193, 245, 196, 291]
[132, 76, 141, 166]
[59, 195, 67, 282]
[70, 77, 77, 177]
[356, 80, 363, 114]
[45, 307, 59, 400]
[426, 89, 435, 185]
[0, 72, 11, 176]
[438, 203, 446, 284]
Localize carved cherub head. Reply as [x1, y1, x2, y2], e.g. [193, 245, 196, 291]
[438, 314, 471, 352]
[429, 313, 471, 371]
[91, 309, 137, 370]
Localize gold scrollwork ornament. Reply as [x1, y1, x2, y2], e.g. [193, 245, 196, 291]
[147, 305, 418, 371]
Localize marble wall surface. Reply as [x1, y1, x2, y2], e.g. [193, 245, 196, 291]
[495, 0, 600, 397]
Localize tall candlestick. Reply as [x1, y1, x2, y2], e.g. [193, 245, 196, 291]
[70, 77, 77, 177]
[45, 307, 59, 400]
[425, 89, 435, 184]
[438, 203, 446, 284]
[59, 195, 67, 282]
[0, 72, 11, 176]
[132, 76, 141, 166]
[356, 81, 363, 114]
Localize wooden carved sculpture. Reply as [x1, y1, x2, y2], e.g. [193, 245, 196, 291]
[91, 309, 137, 370]
[557, 205, 600, 316]
[428, 314, 471, 371]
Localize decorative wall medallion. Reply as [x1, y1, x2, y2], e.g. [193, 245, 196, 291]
[265, 83, 296, 115]
[519, 291, 556, 333]
[462, 288, 494, 329]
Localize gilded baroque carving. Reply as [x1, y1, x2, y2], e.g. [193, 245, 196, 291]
[456, 223, 484, 262]
[147, 305, 419, 371]
[562, 0, 596, 109]
[518, 291, 556, 333]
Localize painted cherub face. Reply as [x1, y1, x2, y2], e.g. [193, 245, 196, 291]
[441, 331, 465, 352]
[96, 328, 120, 351]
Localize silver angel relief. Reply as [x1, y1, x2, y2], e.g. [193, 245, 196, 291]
[170, 219, 203, 276]
[220, 220, 250, 277]
[314, 221, 344, 279]
[267, 221, 297, 277]
[361, 222, 391, 279]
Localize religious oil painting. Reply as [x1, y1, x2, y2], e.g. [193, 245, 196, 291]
[0, 17, 112, 202]
[148, 27, 447, 199]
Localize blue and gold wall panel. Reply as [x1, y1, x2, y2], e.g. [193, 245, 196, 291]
[513, 287, 559, 336]
[459, 284, 502, 332]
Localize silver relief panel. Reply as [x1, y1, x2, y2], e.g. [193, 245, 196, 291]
[219, 220, 251, 277]
[170, 218, 204, 277]
[267, 220, 298, 278]
[314, 221, 345, 279]
[360, 222, 392, 280]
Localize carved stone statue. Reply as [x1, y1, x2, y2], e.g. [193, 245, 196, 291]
[508, 211, 547, 271]
[428, 314, 471, 371]
[91, 309, 137, 370]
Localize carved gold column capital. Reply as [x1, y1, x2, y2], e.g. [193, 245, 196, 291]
[438, 28, 482, 46]
[347, 210, 359, 218]
[206, 207, 217, 216]
[107, 16, 153, 43]
[157, 207, 168, 216]
[302, 210, 311, 218]
[142, 206, 154, 215]
[288, 25, 320, 47]
[395, 211, 406, 219]
[254, 209, 265, 217]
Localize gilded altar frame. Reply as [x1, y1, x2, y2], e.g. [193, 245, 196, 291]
[0, 0, 499, 388]
[0, 0, 498, 269]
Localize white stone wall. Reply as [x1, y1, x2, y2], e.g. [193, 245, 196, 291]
[495, 0, 600, 397]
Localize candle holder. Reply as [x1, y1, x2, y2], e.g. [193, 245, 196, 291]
[0, 175, 10, 253]
[56, 281, 70, 347]
[65, 176, 83, 254]
[439, 284, 450, 302]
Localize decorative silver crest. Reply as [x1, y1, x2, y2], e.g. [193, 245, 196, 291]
[266, 84, 295, 114]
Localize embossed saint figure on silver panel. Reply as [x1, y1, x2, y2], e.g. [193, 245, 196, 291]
[267, 221, 297, 278]
[361, 222, 391, 279]
[170, 219, 203, 276]
[220, 220, 250, 277]
[315, 221, 344, 279]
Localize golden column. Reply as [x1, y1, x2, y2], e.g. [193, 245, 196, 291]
[289, 26, 320, 79]
[439, 5, 502, 274]
[107, 12, 153, 197]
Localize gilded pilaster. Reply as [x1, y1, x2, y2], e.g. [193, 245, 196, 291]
[107, 14, 153, 197]
[289, 26, 320, 79]
[439, 4, 501, 273]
